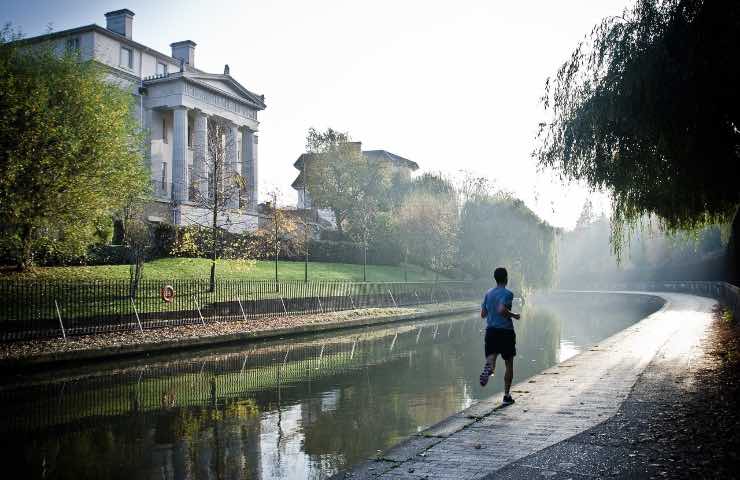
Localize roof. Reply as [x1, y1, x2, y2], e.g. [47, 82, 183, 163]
[291, 171, 305, 189]
[362, 150, 419, 171]
[144, 71, 266, 110]
[292, 150, 418, 171]
[16, 24, 198, 72]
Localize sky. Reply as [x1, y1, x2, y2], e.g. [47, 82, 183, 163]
[1, 0, 629, 230]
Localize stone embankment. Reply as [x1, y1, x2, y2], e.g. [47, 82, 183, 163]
[337, 291, 725, 479]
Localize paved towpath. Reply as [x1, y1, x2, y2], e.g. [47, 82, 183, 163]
[337, 291, 716, 479]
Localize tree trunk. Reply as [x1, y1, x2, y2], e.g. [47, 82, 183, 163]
[363, 243, 367, 282]
[334, 210, 344, 236]
[129, 257, 144, 299]
[17, 225, 34, 272]
[404, 248, 409, 282]
[210, 191, 218, 293]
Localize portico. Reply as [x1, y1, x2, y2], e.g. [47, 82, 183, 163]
[143, 68, 265, 232]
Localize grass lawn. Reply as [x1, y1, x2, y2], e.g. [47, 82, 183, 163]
[0, 257, 443, 282]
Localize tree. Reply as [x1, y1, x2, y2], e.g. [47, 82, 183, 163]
[396, 191, 458, 280]
[262, 188, 304, 284]
[345, 157, 392, 281]
[0, 27, 148, 270]
[457, 195, 557, 291]
[125, 218, 151, 298]
[303, 128, 390, 236]
[575, 200, 595, 230]
[188, 116, 247, 290]
[536, 0, 739, 261]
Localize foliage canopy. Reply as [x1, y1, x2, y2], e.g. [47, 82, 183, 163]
[536, 0, 739, 248]
[0, 27, 148, 269]
[304, 128, 391, 236]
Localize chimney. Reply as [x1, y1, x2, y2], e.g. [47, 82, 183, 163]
[171, 40, 196, 68]
[104, 9, 134, 39]
[347, 141, 362, 156]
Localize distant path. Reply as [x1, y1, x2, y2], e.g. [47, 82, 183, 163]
[337, 291, 716, 479]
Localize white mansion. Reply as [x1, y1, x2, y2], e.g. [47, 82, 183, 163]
[23, 9, 266, 232]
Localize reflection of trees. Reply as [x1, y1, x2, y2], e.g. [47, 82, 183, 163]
[299, 342, 468, 466]
[0, 398, 263, 480]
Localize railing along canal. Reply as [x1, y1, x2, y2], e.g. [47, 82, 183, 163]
[0, 280, 484, 341]
[563, 280, 739, 318]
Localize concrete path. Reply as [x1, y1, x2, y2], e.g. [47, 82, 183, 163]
[337, 292, 716, 479]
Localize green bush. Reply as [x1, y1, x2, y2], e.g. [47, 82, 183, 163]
[151, 223, 177, 258]
[86, 244, 130, 265]
[308, 239, 401, 265]
[168, 225, 304, 262]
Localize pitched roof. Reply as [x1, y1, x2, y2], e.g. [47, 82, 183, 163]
[362, 150, 419, 171]
[293, 150, 417, 171]
[291, 171, 305, 189]
[144, 71, 266, 110]
[16, 24, 198, 72]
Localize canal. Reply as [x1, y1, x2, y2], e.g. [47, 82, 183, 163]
[0, 292, 663, 479]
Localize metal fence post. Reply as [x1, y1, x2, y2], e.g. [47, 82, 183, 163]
[387, 288, 398, 308]
[54, 299, 67, 341]
[194, 298, 206, 326]
[130, 297, 144, 334]
[237, 298, 248, 322]
[280, 295, 288, 316]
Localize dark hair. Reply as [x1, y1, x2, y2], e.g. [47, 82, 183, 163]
[494, 267, 508, 284]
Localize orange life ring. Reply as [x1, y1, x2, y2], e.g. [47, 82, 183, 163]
[160, 285, 175, 303]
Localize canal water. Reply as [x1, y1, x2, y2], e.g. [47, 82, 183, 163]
[0, 292, 662, 479]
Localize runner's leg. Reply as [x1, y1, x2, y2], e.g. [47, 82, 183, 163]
[488, 353, 498, 375]
[504, 357, 514, 395]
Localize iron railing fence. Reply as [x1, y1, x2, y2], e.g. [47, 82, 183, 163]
[0, 280, 485, 342]
[561, 280, 739, 318]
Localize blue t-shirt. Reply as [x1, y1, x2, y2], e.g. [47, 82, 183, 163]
[482, 286, 515, 330]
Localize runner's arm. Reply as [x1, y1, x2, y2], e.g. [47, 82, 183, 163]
[499, 302, 520, 320]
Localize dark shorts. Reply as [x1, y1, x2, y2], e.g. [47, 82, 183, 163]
[484, 327, 516, 360]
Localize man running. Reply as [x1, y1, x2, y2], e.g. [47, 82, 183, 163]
[479, 267, 520, 405]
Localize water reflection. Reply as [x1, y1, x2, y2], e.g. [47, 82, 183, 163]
[0, 293, 662, 479]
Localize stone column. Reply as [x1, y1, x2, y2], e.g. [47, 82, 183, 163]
[192, 110, 208, 201]
[171, 106, 189, 203]
[241, 128, 258, 211]
[142, 107, 153, 173]
[140, 106, 155, 197]
[225, 122, 240, 208]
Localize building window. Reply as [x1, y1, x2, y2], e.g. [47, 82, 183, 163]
[162, 118, 168, 143]
[66, 37, 80, 53]
[188, 124, 193, 148]
[156, 61, 168, 76]
[120, 46, 133, 69]
[161, 162, 167, 192]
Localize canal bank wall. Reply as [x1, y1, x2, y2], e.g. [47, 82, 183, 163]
[337, 291, 717, 479]
[0, 303, 478, 373]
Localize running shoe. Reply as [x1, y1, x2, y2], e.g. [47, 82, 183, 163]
[502, 394, 515, 405]
[479, 364, 493, 386]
